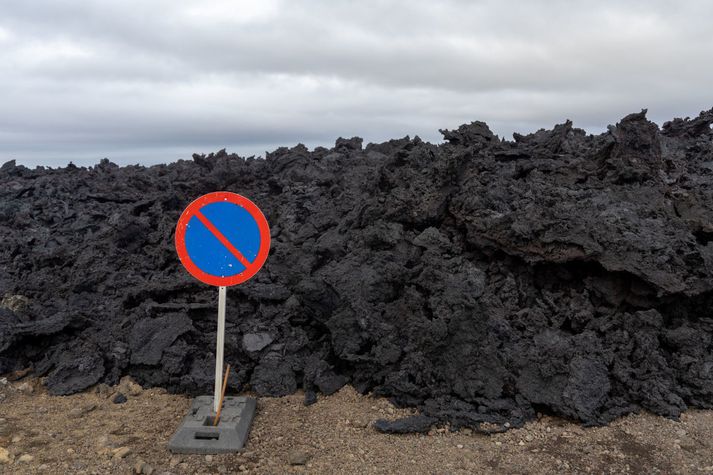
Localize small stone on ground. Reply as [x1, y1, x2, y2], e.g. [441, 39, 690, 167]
[112, 393, 128, 404]
[288, 449, 310, 465]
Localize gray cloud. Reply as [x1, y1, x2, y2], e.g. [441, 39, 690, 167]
[1, 0, 712, 166]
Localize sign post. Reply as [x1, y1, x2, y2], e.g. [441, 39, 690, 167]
[169, 191, 270, 454]
[215, 285, 226, 414]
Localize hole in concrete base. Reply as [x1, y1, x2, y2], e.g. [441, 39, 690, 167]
[194, 432, 220, 440]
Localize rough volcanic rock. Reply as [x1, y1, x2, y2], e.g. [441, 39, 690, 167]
[242, 333, 273, 353]
[1, 109, 713, 431]
[45, 351, 105, 396]
[250, 356, 298, 396]
[373, 415, 437, 434]
[130, 314, 193, 365]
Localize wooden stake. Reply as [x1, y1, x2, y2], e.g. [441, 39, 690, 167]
[213, 363, 231, 426]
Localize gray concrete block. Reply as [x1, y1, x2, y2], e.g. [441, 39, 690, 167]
[168, 396, 256, 454]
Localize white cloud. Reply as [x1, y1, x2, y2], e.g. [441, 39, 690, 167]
[6, 38, 93, 72]
[0, 0, 712, 166]
[178, 0, 279, 24]
[0, 26, 12, 43]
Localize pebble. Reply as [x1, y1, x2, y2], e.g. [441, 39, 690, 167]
[112, 393, 128, 404]
[303, 390, 317, 406]
[95, 384, 111, 396]
[288, 449, 310, 465]
[112, 446, 131, 459]
[16, 382, 34, 394]
[134, 461, 154, 474]
[456, 444, 464, 449]
[97, 447, 112, 457]
[349, 417, 370, 429]
[205, 454, 213, 463]
[0, 447, 10, 464]
[128, 383, 143, 397]
[69, 403, 98, 418]
[119, 377, 143, 397]
[525, 434, 534, 442]
[17, 454, 34, 463]
[169, 456, 181, 467]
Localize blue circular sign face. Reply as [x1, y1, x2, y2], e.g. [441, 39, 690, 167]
[175, 192, 271, 286]
[185, 201, 261, 277]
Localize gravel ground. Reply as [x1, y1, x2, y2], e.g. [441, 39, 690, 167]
[1, 377, 712, 474]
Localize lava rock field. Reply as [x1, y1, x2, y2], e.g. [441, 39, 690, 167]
[1, 109, 713, 432]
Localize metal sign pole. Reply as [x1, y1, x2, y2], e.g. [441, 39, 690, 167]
[214, 285, 226, 414]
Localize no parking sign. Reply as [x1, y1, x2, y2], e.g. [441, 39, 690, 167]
[175, 191, 270, 286]
[174, 191, 270, 416]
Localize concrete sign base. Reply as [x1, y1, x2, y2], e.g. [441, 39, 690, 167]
[168, 396, 256, 454]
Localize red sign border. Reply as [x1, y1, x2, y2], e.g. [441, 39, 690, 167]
[175, 191, 271, 287]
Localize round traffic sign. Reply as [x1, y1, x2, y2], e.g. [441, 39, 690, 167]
[175, 191, 270, 286]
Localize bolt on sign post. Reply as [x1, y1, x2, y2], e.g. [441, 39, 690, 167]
[175, 192, 271, 413]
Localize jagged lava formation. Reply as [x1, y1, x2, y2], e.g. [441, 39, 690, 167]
[1, 109, 713, 432]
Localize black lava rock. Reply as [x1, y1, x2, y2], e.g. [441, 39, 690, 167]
[303, 390, 317, 406]
[2, 109, 713, 432]
[374, 416, 437, 434]
[112, 392, 127, 404]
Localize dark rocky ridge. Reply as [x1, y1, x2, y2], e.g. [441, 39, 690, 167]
[1, 109, 713, 432]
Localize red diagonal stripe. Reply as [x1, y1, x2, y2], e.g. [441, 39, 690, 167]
[194, 210, 253, 270]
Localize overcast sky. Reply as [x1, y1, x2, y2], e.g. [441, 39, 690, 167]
[1, 0, 712, 167]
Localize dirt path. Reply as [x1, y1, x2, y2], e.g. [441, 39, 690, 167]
[1, 377, 712, 474]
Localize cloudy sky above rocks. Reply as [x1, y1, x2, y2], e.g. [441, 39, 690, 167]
[1, 0, 712, 166]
